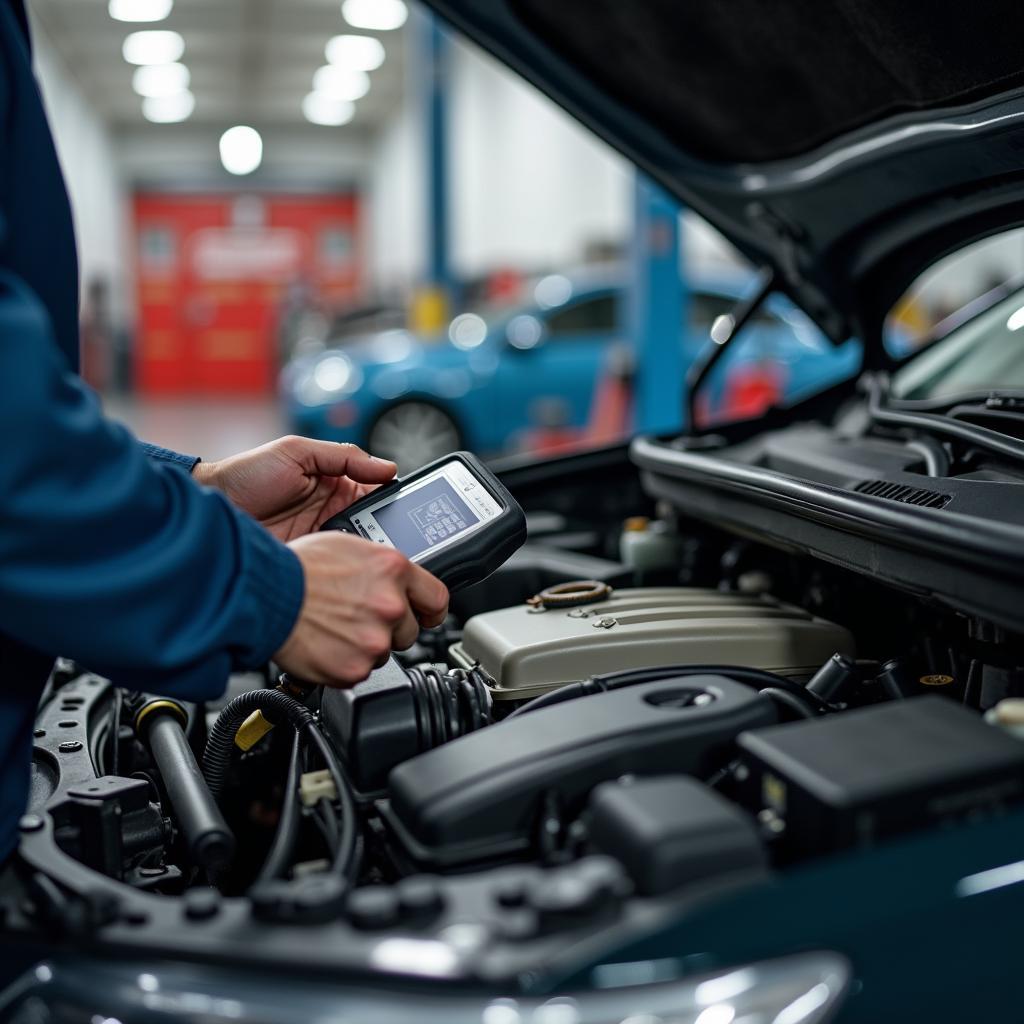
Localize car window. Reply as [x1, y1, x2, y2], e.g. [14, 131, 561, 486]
[892, 285, 1024, 400]
[883, 226, 1024, 359]
[544, 294, 617, 335]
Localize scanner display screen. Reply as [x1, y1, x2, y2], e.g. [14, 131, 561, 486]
[374, 477, 480, 559]
[347, 459, 504, 562]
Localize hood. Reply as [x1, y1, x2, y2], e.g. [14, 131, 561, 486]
[424, 0, 1024, 359]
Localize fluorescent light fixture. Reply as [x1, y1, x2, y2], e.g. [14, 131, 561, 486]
[109, 0, 172, 22]
[326, 34, 385, 70]
[219, 125, 263, 176]
[141, 90, 194, 123]
[122, 30, 184, 65]
[341, 0, 408, 31]
[132, 62, 190, 98]
[302, 93, 355, 127]
[312, 65, 370, 101]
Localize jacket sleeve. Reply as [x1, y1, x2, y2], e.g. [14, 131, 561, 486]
[0, 270, 304, 702]
[140, 442, 201, 472]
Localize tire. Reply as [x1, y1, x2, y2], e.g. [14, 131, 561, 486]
[366, 400, 463, 472]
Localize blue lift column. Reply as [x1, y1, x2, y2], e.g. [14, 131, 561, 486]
[409, 12, 452, 332]
[628, 173, 687, 434]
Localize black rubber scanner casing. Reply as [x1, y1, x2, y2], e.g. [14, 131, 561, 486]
[321, 451, 527, 593]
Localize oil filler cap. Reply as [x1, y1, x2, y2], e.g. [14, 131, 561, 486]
[526, 580, 613, 611]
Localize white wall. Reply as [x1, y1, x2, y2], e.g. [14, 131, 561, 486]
[448, 39, 630, 278]
[367, 89, 427, 295]
[367, 30, 632, 293]
[28, 13, 130, 323]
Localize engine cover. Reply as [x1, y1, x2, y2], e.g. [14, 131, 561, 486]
[383, 674, 776, 868]
[450, 587, 854, 700]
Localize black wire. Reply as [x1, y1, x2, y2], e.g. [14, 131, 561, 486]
[507, 664, 832, 719]
[109, 687, 123, 776]
[255, 732, 302, 885]
[760, 687, 817, 720]
[303, 720, 359, 881]
[314, 799, 340, 852]
[962, 658, 982, 709]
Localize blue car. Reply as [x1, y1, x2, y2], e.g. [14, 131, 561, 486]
[283, 268, 861, 469]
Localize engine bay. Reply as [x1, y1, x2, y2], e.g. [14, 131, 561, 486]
[11, 437, 1024, 990]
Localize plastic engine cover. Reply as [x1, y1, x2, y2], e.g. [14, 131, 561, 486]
[450, 587, 854, 700]
[383, 674, 776, 868]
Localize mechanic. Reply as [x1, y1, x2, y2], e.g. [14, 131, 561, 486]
[0, 0, 449, 863]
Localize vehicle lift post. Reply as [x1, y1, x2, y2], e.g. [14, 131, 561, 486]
[410, 10, 453, 334]
[628, 174, 687, 434]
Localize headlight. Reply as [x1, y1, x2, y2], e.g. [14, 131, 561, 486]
[6, 952, 850, 1024]
[295, 353, 363, 406]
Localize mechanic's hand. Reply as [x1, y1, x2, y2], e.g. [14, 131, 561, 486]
[193, 437, 396, 541]
[274, 532, 449, 686]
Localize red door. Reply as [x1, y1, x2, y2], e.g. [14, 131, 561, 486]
[134, 193, 360, 395]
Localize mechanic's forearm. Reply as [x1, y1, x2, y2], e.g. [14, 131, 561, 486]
[0, 272, 303, 700]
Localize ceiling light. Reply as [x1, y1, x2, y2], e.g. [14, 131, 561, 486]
[123, 30, 184, 65]
[341, 0, 407, 31]
[132, 62, 190, 98]
[449, 314, 488, 350]
[142, 90, 194, 123]
[325, 34, 385, 70]
[312, 65, 370, 101]
[302, 93, 355, 127]
[219, 126, 263, 176]
[533, 274, 573, 309]
[109, 0, 173, 23]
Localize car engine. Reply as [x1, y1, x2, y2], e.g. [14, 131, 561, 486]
[12, 449, 1024, 993]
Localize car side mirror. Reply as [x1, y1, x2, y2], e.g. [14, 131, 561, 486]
[505, 315, 547, 352]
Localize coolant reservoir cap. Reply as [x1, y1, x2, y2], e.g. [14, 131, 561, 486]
[623, 516, 650, 532]
[526, 580, 613, 610]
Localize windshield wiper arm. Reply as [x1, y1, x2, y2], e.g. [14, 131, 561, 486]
[865, 375, 1024, 467]
[883, 388, 1024, 414]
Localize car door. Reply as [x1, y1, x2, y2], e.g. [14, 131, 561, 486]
[497, 291, 619, 451]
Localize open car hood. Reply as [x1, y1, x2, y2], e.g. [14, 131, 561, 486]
[423, 0, 1024, 359]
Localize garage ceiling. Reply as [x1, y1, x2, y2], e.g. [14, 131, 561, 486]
[28, 0, 408, 183]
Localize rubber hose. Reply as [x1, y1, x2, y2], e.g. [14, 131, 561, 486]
[202, 688, 314, 799]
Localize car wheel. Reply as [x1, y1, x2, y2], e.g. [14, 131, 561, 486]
[367, 401, 463, 472]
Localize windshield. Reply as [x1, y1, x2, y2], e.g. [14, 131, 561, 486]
[892, 286, 1024, 400]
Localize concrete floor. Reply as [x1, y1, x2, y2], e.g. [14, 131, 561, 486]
[103, 395, 289, 462]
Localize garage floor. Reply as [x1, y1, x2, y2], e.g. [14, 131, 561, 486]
[103, 396, 288, 463]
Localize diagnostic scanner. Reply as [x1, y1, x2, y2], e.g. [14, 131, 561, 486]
[321, 451, 527, 593]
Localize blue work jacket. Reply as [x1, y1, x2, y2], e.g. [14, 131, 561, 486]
[0, 0, 304, 862]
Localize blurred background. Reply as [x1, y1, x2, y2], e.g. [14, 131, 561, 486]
[28, 0, 1024, 470]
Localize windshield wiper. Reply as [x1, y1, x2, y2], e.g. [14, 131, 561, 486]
[865, 375, 1024, 467]
[883, 388, 1024, 414]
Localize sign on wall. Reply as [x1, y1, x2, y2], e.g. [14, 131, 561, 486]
[134, 193, 360, 394]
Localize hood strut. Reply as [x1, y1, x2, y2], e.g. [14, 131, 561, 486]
[686, 266, 776, 432]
